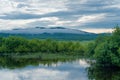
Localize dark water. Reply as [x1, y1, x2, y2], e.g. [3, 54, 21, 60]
[0, 57, 119, 80]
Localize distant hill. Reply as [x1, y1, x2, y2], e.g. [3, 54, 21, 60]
[0, 27, 107, 41]
[0, 27, 93, 34]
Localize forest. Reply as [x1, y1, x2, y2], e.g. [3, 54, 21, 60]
[0, 26, 120, 67]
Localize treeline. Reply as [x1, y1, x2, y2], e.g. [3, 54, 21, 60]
[0, 37, 85, 55]
[0, 33, 99, 41]
[86, 26, 120, 67]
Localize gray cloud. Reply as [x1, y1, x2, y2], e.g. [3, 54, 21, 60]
[0, 0, 120, 32]
[0, 12, 43, 20]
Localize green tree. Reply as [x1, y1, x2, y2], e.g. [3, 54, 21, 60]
[93, 26, 120, 67]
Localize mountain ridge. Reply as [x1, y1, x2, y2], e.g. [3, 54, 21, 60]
[0, 27, 95, 35]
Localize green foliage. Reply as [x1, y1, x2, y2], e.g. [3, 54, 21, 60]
[118, 48, 120, 54]
[85, 35, 109, 57]
[94, 41, 113, 66]
[90, 26, 120, 67]
[0, 36, 85, 56]
[85, 42, 96, 57]
[0, 53, 79, 69]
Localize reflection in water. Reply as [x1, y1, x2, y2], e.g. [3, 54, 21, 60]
[87, 65, 120, 80]
[0, 57, 89, 80]
[0, 56, 76, 69]
[0, 68, 69, 80]
[0, 56, 119, 80]
[79, 59, 90, 68]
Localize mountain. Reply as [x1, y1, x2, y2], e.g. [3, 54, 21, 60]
[0, 27, 93, 34]
[0, 27, 99, 41]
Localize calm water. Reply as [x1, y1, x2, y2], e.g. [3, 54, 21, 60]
[0, 58, 120, 80]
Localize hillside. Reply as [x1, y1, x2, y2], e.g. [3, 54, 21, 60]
[0, 27, 101, 41]
[0, 27, 93, 34]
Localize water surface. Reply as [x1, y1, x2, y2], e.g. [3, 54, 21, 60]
[0, 59, 89, 80]
[0, 58, 120, 80]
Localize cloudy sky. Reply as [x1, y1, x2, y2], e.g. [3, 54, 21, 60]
[0, 0, 120, 33]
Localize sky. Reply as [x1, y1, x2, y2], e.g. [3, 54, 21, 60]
[0, 0, 120, 33]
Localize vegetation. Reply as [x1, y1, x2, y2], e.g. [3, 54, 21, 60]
[0, 25, 120, 68]
[87, 26, 120, 67]
[0, 37, 85, 56]
[0, 33, 105, 41]
[0, 53, 77, 69]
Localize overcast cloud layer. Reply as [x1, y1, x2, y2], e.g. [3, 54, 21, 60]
[0, 0, 120, 33]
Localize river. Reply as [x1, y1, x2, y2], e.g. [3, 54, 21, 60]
[0, 58, 119, 80]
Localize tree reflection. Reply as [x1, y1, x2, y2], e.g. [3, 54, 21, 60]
[87, 65, 120, 80]
[0, 56, 75, 69]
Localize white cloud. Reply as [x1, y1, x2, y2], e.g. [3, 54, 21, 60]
[0, 19, 35, 30]
[25, 17, 73, 28]
[15, 0, 68, 15]
[39, 17, 59, 22]
[0, 68, 69, 80]
[0, 0, 17, 14]
[47, 14, 107, 27]
[81, 28, 114, 33]
[52, 21, 72, 26]
[77, 14, 107, 23]
[0, 0, 68, 15]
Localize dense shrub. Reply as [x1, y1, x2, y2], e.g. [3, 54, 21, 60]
[87, 26, 120, 67]
[0, 36, 85, 55]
